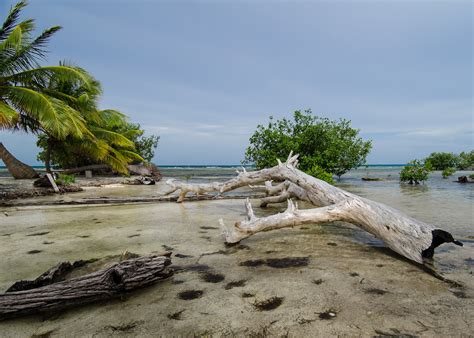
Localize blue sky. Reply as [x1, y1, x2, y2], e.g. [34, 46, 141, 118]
[1, 0, 472, 165]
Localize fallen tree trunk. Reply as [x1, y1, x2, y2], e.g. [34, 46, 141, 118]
[0, 254, 172, 320]
[162, 153, 463, 264]
[63, 164, 110, 174]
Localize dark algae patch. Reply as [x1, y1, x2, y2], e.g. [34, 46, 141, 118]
[253, 296, 284, 311]
[239, 259, 265, 267]
[200, 271, 225, 283]
[167, 310, 185, 320]
[225, 280, 247, 290]
[240, 257, 309, 269]
[349, 272, 360, 277]
[374, 329, 417, 337]
[242, 292, 255, 298]
[178, 290, 204, 300]
[312, 279, 323, 285]
[200, 226, 219, 230]
[162, 244, 174, 251]
[319, 310, 337, 320]
[26, 231, 50, 237]
[365, 288, 388, 295]
[266, 257, 309, 268]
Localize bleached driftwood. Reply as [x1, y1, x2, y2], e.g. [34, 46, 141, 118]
[163, 153, 463, 264]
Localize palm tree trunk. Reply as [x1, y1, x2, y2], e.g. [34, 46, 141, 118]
[44, 140, 52, 173]
[0, 142, 39, 179]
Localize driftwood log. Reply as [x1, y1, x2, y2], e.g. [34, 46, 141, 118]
[162, 153, 462, 264]
[0, 254, 172, 320]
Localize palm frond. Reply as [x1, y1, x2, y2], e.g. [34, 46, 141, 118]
[97, 109, 128, 128]
[0, 100, 19, 127]
[4, 65, 91, 87]
[2, 86, 88, 138]
[0, 26, 62, 75]
[0, 0, 29, 41]
[119, 149, 144, 163]
[0, 24, 22, 51]
[90, 126, 135, 148]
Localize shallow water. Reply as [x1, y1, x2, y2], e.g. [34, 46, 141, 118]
[0, 167, 473, 336]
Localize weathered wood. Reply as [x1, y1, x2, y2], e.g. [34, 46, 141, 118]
[0, 255, 172, 320]
[164, 153, 463, 264]
[63, 164, 110, 174]
[45, 173, 60, 193]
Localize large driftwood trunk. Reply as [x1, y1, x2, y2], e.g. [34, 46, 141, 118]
[162, 153, 462, 264]
[0, 255, 172, 320]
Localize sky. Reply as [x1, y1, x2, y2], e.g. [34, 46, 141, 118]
[0, 0, 472, 165]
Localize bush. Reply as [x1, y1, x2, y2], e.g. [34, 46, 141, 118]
[425, 152, 459, 170]
[458, 151, 474, 170]
[244, 110, 372, 180]
[469, 174, 474, 180]
[400, 160, 431, 184]
[55, 173, 75, 186]
[306, 165, 334, 184]
[442, 167, 456, 179]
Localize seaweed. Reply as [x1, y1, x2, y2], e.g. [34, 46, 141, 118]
[365, 288, 388, 295]
[26, 231, 50, 237]
[266, 257, 309, 268]
[253, 296, 284, 311]
[178, 290, 204, 300]
[200, 272, 225, 283]
[240, 257, 309, 269]
[224, 280, 247, 290]
[167, 310, 185, 320]
[200, 226, 219, 230]
[239, 259, 266, 267]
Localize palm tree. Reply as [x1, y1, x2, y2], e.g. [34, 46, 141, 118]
[36, 64, 143, 174]
[0, 0, 91, 178]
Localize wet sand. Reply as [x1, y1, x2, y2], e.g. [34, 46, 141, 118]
[0, 193, 473, 336]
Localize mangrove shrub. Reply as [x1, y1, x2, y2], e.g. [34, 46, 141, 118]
[400, 160, 432, 184]
[244, 110, 372, 183]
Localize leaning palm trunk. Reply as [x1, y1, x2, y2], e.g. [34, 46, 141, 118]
[162, 153, 462, 264]
[0, 142, 38, 179]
